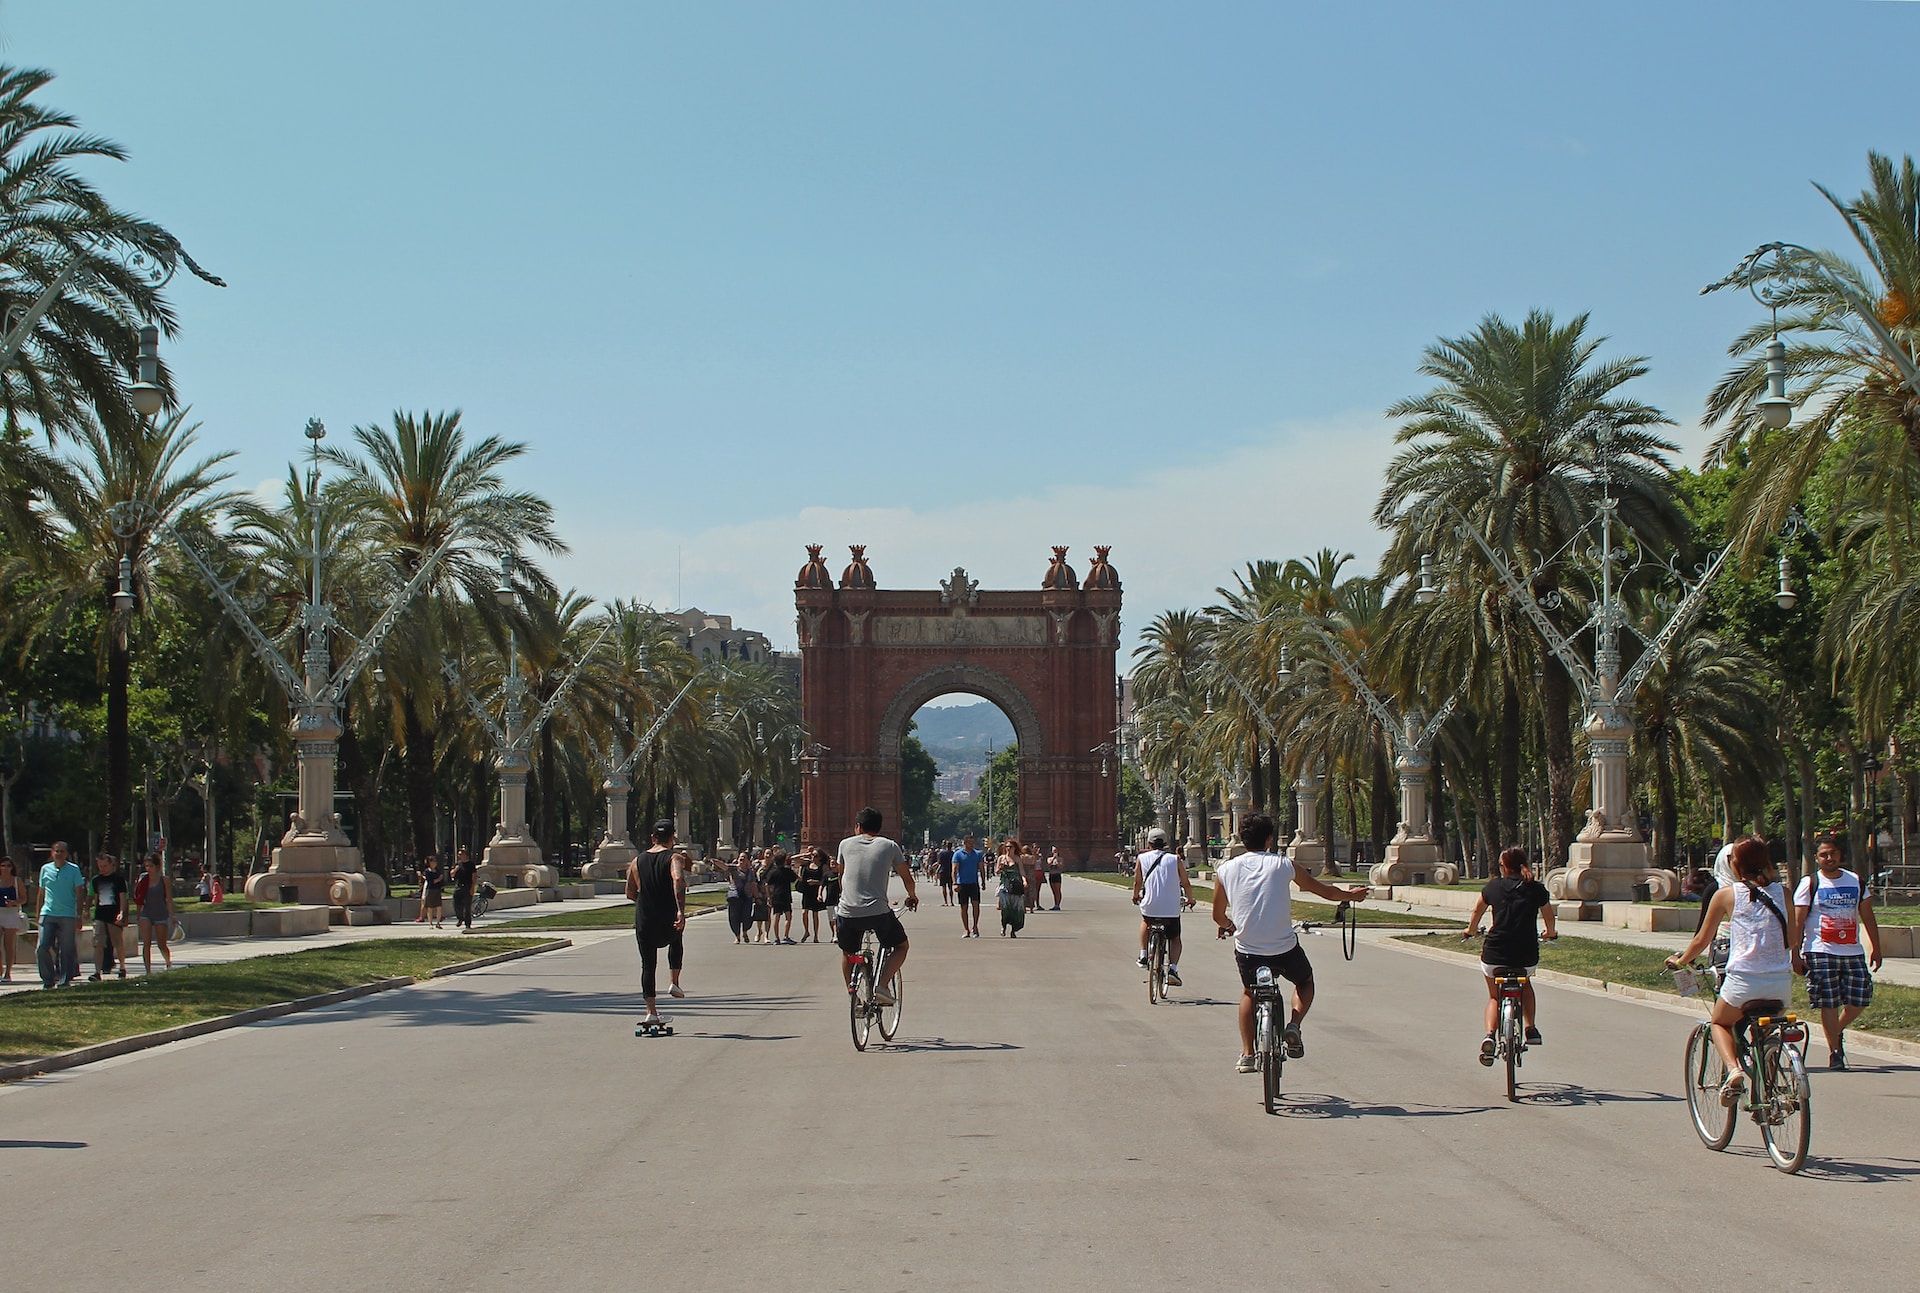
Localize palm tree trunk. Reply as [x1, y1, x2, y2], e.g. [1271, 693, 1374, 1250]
[1653, 737, 1677, 871]
[1539, 655, 1576, 868]
[399, 697, 437, 862]
[107, 623, 131, 861]
[1498, 675, 1521, 843]
[1370, 746, 1392, 863]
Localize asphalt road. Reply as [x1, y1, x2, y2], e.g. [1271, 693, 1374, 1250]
[3, 880, 1914, 1292]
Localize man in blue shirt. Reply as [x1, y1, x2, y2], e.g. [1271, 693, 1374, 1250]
[951, 833, 985, 939]
[37, 840, 86, 988]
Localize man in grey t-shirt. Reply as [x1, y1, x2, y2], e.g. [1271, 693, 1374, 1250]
[835, 807, 919, 1005]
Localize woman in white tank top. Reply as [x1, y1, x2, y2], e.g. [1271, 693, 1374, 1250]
[1668, 836, 1801, 1106]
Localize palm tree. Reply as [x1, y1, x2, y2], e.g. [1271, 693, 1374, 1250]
[0, 65, 219, 442]
[1376, 310, 1681, 871]
[323, 410, 563, 862]
[27, 410, 238, 860]
[1706, 151, 1920, 552]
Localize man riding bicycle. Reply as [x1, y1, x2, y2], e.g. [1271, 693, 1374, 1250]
[1212, 814, 1369, 1073]
[835, 807, 919, 1006]
[1132, 827, 1194, 986]
[1463, 846, 1558, 1063]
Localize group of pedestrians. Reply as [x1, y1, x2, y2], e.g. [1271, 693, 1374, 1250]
[920, 834, 1067, 938]
[8, 842, 179, 988]
[724, 845, 841, 944]
[412, 847, 479, 931]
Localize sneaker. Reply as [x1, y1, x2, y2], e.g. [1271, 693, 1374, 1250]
[87, 972, 101, 983]
[870, 987, 897, 1007]
[1235, 1054, 1258, 1074]
[1829, 1049, 1848, 1072]
[1524, 1026, 1543, 1048]
[116, 968, 126, 979]
[669, 985, 685, 999]
[1479, 1034, 1497, 1066]
[1283, 1023, 1305, 1059]
[1719, 1070, 1748, 1107]
[1166, 967, 1183, 987]
[1136, 953, 1148, 968]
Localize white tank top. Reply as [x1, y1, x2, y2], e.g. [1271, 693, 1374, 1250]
[1138, 850, 1183, 918]
[1725, 882, 1790, 977]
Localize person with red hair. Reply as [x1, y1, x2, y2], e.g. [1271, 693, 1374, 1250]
[1667, 835, 1802, 1106]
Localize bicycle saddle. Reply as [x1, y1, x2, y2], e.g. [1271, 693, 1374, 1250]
[1739, 998, 1785, 1017]
[1488, 966, 1530, 978]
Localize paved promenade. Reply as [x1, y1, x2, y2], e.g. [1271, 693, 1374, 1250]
[2, 880, 1914, 1292]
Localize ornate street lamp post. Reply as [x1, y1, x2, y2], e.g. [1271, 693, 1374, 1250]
[443, 556, 614, 890]
[112, 418, 460, 913]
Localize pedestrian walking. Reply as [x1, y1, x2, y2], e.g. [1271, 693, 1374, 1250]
[0, 856, 25, 982]
[1793, 837, 1884, 1070]
[36, 841, 84, 988]
[951, 833, 984, 938]
[725, 852, 756, 943]
[751, 853, 773, 944]
[822, 850, 844, 943]
[87, 853, 129, 981]
[764, 848, 798, 944]
[451, 847, 477, 931]
[419, 854, 447, 929]
[134, 852, 175, 974]
[935, 842, 955, 907]
[1023, 843, 1042, 914]
[796, 848, 827, 943]
[629, 820, 688, 1027]
[1046, 846, 1065, 910]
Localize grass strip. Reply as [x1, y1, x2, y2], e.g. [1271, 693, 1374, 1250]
[501, 892, 727, 930]
[0, 936, 546, 1063]
[1392, 932, 1920, 1042]
[1074, 871, 1460, 927]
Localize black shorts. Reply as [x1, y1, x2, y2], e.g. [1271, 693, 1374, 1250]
[1143, 915, 1182, 942]
[771, 897, 793, 915]
[1236, 945, 1314, 990]
[938, 870, 954, 886]
[955, 882, 981, 904]
[835, 910, 908, 955]
[801, 893, 825, 913]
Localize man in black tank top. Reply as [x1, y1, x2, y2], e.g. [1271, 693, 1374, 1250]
[628, 820, 689, 1027]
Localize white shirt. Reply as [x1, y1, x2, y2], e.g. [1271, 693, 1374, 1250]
[1725, 882, 1791, 977]
[1137, 849, 1183, 918]
[1215, 850, 1299, 956]
[1795, 870, 1866, 958]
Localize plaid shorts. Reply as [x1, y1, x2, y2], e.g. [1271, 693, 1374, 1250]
[1805, 951, 1874, 1009]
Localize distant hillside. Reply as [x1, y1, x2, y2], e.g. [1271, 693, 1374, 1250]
[910, 701, 1015, 768]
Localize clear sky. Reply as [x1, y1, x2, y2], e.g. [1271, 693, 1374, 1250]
[4, 1, 1913, 651]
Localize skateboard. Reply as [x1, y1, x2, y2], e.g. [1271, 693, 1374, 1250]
[635, 1018, 674, 1037]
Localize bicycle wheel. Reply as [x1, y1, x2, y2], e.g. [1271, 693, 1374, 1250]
[1501, 998, 1520, 1102]
[1261, 1005, 1283, 1115]
[849, 959, 873, 1052]
[1147, 932, 1164, 1005]
[878, 969, 904, 1041]
[1684, 1024, 1735, 1150]
[1760, 1042, 1811, 1174]
[1340, 904, 1357, 961]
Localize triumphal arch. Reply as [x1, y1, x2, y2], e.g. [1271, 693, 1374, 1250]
[795, 544, 1121, 863]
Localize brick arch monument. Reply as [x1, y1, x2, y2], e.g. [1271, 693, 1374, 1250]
[795, 544, 1122, 863]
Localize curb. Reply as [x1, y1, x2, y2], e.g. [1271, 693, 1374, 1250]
[0, 938, 573, 1084]
[1383, 933, 1920, 1060]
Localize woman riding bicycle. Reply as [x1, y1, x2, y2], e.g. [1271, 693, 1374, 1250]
[1666, 835, 1802, 1107]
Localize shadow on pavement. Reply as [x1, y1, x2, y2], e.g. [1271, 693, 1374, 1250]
[1514, 1082, 1682, 1108]
[680, 1031, 800, 1042]
[1267, 1091, 1497, 1120]
[1721, 1146, 1920, 1183]
[258, 987, 815, 1032]
[0, 1139, 88, 1149]
[874, 1036, 1022, 1054]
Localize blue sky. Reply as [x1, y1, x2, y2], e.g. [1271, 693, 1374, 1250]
[5, 1, 1914, 650]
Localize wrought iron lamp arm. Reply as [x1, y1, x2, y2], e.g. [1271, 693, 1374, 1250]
[1713, 241, 1920, 400]
[112, 503, 307, 705]
[514, 618, 618, 754]
[1450, 513, 1599, 703]
[1214, 664, 1285, 747]
[1614, 545, 1736, 705]
[439, 659, 507, 749]
[1300, 621, 1402, 752]
[613, 672, 703, 781]
[1414, 685, 1466, 753]
[322, 528, 466, 705]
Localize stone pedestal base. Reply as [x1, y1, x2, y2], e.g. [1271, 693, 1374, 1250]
[249, 839, 389, 910]
[1182, 843, 1207, 869]
[717, 844, 738, 862]
[1289, 842, 1330, 875]
[1551, 838, 1680, 901]
[583, 840, 637, 882]
[481, 840, 555, 890]
[1369, 839, 1458, 887]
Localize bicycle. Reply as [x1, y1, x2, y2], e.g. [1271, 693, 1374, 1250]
[1298, 900, 1357, 961]
[847, 925, 903, 1052]
[1484, 965, 1529, 1102]
[472, 881, 496, 922]
[1144, 919, 1170, 1004]
[1251, 964, 1288, 1114]
[1672, 961, 1811, 1173]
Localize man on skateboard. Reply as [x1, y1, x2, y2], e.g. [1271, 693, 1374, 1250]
[629, 819, 689, 1034]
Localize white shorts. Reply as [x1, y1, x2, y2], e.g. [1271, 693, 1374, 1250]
[1481, 962, 1536, 978]
[1719, 969, 1792, 1009]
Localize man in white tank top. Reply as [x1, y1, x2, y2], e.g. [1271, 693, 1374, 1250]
[1132, 827, 1194, 986]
